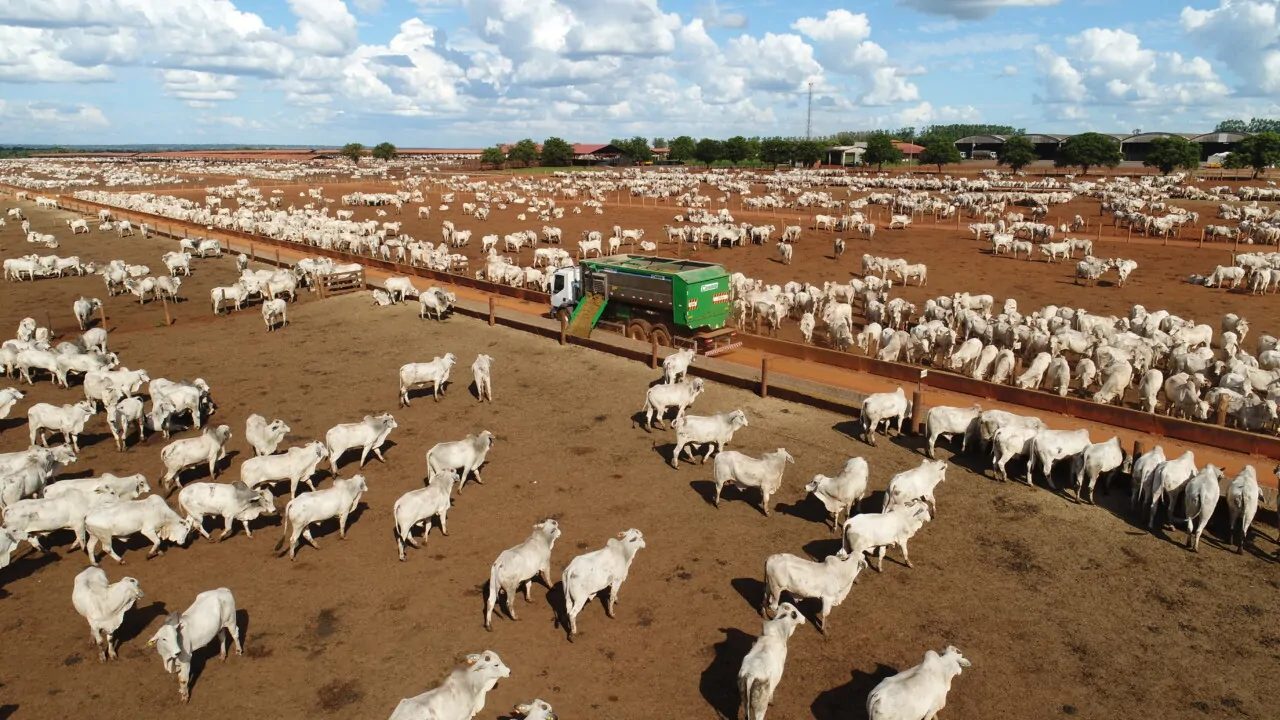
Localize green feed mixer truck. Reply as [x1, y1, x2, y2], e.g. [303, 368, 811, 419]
[549, 254, 740, 356]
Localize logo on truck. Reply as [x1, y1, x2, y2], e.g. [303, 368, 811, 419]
[700, 282, 719, 292]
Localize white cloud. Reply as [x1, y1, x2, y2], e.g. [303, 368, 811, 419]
[898, 101, 981, 125]
[792, 9, 870, 44]
[289, 0, 359, 56]
[0, 100, 109, 129]
[0, 27, 116, 82]
[1035, 28, 1227, 109]
[351, 0, 385, 12]
[726, 33, 822, 92]
[791, 10, 917, 105]
[1181, 0, 1280, 95]
[898, 0, 1061, 20]
[701, 0, 747, 29]
[1001, 64, 1019, 76]
[161, 69, 240, 105]
[197, 114, 263, 130]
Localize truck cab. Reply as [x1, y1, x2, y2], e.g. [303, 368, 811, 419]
[550, 266, 582, 315]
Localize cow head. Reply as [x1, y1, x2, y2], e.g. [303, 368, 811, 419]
[514, 699, 557, 720]
[464, 650, 511, 682]
[537, 518, 561, 543]
[147, 614, 186, 674]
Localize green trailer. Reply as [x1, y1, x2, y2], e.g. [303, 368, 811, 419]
[549, 254, 739, 355]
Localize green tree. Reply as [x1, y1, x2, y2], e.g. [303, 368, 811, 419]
[1215, 119, 1247, 134]
[694, 138, 723, 165]
[792, 139, 825, 166]
[863, 133, 903, 171]
[919, 137, 962, 172]
[759, 137, 793, 165]
[480, 146, 506, 167]
[723, 136, 752, 163]
[540, 136, 574, 167]
[371, 142, 397, 161]
[1222, 132, 1280, 178]
[668, 135, 696, 162]
[339, 142, 365, 162]
[652, 137, 667, 151]
[997, 135, 1038, 172]
[1246, 118, 1280, 134]
[611, 136, 652, 163]
[1143, 136, 1201, 174]
[507, 138, 539, 167]
[1056, 132, 1122, 175]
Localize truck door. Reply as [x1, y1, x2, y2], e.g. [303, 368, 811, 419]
[589, 273, 607, 296]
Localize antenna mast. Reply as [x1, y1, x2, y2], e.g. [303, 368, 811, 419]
[805, 82, 813, 139]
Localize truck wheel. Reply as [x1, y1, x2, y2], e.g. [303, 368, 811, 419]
[650, 324, 673, 347]
[627, 319, 652, 342]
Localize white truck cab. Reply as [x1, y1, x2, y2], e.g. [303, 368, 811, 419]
[550, 266, 582, 313]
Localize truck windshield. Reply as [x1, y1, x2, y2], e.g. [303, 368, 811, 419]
[552, 274, 565, 293]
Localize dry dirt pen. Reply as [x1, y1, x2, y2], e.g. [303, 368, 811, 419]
[1, 215, 1279, 720]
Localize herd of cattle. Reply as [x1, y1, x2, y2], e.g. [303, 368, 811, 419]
[3, 163, 1280, 718]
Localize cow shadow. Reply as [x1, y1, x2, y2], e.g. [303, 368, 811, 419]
[401, 383, 450, 406]
[279, 502, 368, 556]
[236, 609, 251, 654]
[688, 480, 722, 508]
[774, 496, 830, 525]
[802, 538, 844, 561]
[0, 417, 23, 434]
[0, 548, 60, 589]
[166, 450, 240, 492]
[0, 704, 15, 719]
[699, 627, 755, 719]
[811, 664, 899, 720]
[484, 574, 553, 628]
[730, 577, 764, 611]
[75, 431, 114, 450]
[330, 442, 395, 473]
[832, 420, 864, 442]
[115, 600, 169, 647]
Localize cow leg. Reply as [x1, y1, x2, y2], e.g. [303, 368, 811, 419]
[900, 540, 913, 568]
[438, 509, 448, 536]
[218, 516, 235, 542]
[144, 529, 164, 559]
[241, 519, 254, 539]
[470, 465, 483, 484]
[606, 582, 621, 617]
[338, 513, 349, 539]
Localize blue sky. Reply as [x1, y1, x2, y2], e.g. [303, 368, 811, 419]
[0, 0, 1277, 146]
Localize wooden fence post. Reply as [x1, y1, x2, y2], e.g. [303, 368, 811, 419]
[760, 356, 770, 398]
[560, 314, 568, 345]
[98, 296, 108, 329]
[161, 293, 172, 326]
[1215, 393, 1231, 426]
[650, 336, 659, 369]
[488, 296, 495, 326]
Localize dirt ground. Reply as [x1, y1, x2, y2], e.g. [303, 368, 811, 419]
[2, 213, 1279, 720]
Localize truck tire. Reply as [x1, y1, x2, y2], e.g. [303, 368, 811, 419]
[627, 319, 652, 342]
[649, 324, 673, 347]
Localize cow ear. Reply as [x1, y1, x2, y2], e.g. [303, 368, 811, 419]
[464, 654, 480, 666]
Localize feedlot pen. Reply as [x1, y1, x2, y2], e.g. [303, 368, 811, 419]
[0, 213, 1278, 719]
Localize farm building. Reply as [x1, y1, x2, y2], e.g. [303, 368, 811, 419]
[954, 131, 1251, 162]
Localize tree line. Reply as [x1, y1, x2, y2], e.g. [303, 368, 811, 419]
[339, 142, 397, 162]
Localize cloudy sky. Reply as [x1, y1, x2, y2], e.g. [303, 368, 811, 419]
[1, 0, 1277, 146]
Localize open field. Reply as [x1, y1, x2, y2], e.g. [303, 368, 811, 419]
[2, 201, 1279, 719]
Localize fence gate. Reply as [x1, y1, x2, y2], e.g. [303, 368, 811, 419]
[320, 269, 365, 297]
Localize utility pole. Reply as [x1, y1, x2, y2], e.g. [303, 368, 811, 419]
[805, 82, 814, 140]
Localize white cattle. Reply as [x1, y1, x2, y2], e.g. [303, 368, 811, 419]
[777, 242, 793, 265]
[924, 405, 980, 459]
[0, 387, 25, 420]
[146, 588, 242, 702]
[805, 457, 870, 531]
[1137, 368, 1163, 413]
[471, 354, 493, 403]
[73, 297, 102, 330]
[670, 409, 749, 467]
[425, 430, 495, 490]
[148, 377, 212, 437]
[211, 282, 251, 314]
[159, 425, 232, 489]
[419, 287, 456, 321]
[484, 519, 561, 630]
[1147, 451, 1197, 529]
[84, 495, 194, 564]
[866, 646, 971, 720]
[44, 472, 148, 502]
[1226, 465, 1262, 553]
[1182, 465, 1223, 551]
[241, 441, 328, 497]
[28, 400, 96, 452]
[325, 413, 398, 471]
[737, 603, 805, 720]
[245, 414, 290, 457]
[261, 298, 288, 332]
[1027, 428, 1091, 489]
[712, 448, 795, 515]
[384, 276, 418, 303]
[1071, 437, 1129, 502]
[663, 347, 696, 384]
[3, 488, 120, 551]
[388, 651, 510, 720]
[842, 501, 931, 571]
[392, 470, 459, 561]
[72, 566, 143, 661]
[162, 251, 192, 277]
[861, 387, 909, 446]
[1014, 352, 1052, 390]
[763, 550, 866, 633]
[1130, 445, 1167, 509]
[561, 528, 646, 636]
[178, 481, 276, 542]
[511, 699, 556, 720]
[882, 459, 948, 516]
[640, 378, 704, 429]
[275, 475, 368, 560]
[399, 354, 456, 405]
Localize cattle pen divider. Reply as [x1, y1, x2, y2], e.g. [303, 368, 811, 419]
[33, 190, 1280, 506]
